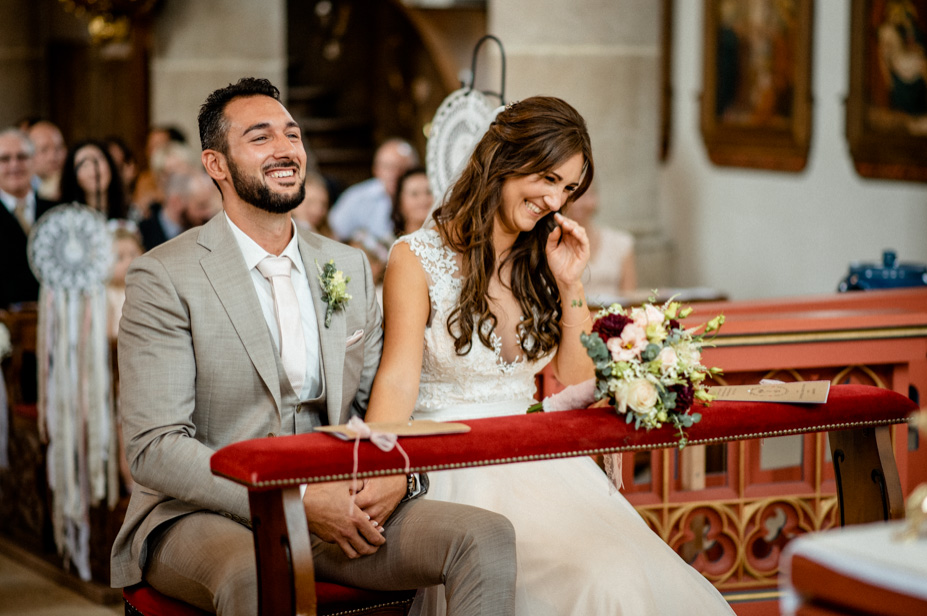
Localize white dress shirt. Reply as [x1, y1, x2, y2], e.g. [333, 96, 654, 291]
[225, 213, 323, 399]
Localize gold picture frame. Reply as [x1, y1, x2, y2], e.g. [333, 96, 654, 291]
[847, 0, 927, 182]
[699, 0, 814, 172]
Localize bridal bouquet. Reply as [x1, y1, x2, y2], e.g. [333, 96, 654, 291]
[530, 297, 724, 447]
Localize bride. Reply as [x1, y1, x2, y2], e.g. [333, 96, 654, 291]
[364, 96, 734, 615]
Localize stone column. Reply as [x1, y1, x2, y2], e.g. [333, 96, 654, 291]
[488, 0, 669, 287]
[150, 0, 287, 148]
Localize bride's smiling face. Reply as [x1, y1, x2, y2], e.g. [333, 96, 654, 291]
[496, 152, 585, 236]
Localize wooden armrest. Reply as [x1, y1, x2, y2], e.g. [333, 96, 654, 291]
[210, 384, 916, 615]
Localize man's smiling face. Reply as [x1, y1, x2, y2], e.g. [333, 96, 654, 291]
[222, 94, 306, 214]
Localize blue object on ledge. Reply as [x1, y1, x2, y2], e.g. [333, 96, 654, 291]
[838, 250, 927, 292]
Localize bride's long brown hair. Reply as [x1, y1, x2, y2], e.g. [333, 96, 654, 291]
[432, 96, 594, 359]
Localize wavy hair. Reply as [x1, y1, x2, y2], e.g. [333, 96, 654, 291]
[432, 96, 594, 359]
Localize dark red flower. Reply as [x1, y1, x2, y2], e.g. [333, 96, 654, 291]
[671, 383, 694, 412]
[591, 312, 632, 343]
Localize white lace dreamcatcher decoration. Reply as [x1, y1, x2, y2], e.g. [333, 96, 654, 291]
[28, 203, 115, 581]
[425, 35, 507, 225]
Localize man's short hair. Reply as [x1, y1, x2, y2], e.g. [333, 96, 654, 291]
[197, 77, 281, 155]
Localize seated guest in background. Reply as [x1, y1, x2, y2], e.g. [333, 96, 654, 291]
[28, 120, 67, 202]
[568, 182, 637, 303]
[106, 225, 144, 341]
[291, 170, 333, 237]
[132, 125, 187, 218]
[110, 77, 516, 615]
[0, 128, 56, 308]
[104, 136, 140, 219]
[139, 171, 196, 250]
[328, 137, 418, 242]
[59, 139, 128, 220]
[390, 166, 433, 238]
[180, 171, 222, 228]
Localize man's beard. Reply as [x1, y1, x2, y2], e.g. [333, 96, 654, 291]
[227, 156, 305, 214]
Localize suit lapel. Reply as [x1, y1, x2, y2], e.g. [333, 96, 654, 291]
[298, 231, 345, 425]
[198, 216, 282, 411]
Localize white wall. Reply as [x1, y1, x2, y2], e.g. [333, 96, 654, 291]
[660, 0, 927, 300]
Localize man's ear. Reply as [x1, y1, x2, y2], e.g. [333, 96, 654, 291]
[202, 150, 227, 183]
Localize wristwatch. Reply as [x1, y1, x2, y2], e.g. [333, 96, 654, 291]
[400, 472, 429, 503]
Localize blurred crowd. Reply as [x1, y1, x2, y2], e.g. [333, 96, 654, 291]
[1, 116, 638, 336]
[0, 120, 438, 338]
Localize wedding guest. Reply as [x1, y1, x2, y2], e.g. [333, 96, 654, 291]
[365, 96, 734, 615]
[328, 138, 418, 242]
[104, 136, 140, 218]
[180, 171, 222, 228]
[139, 171, 196, 250]
[59, 140, 128, 220]
[132, 125, 187, 218]
[390, 167, 433, 237]
[106, 226, 144, 341]
[0, 128, 55, 308]
[291, 170, 333, 237]
[28, 120, 67, 202]
[567, 183, 637, 303]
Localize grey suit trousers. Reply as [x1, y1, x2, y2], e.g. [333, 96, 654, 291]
[145, 498, 516, 616]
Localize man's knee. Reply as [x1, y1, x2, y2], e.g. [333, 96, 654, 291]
[212, 551, 258, 615]
[454, 508, 516, 570]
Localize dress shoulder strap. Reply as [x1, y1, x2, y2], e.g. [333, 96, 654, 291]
[394, 228, 459, 317]
[397, 228, 458, 286]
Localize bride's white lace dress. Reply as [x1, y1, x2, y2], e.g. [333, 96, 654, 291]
[400, 228, 734, 616]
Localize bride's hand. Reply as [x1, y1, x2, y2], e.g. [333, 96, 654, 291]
[545, 213, 589, 287]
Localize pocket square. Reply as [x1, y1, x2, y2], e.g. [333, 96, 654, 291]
[345, 329, 364, 348]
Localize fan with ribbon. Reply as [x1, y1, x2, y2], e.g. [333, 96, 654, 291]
[425, 35, 507, 215]
[28, 203, 116, 581]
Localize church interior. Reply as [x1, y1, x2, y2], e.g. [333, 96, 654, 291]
[1, 1, 926, 615]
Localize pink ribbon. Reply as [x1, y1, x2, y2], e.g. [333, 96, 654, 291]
[346, 417, 410, 513]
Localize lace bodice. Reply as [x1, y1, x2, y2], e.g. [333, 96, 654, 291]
[397, 228, 552, 417]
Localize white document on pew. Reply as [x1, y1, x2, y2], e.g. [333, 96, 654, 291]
[707, 381, 830, 404]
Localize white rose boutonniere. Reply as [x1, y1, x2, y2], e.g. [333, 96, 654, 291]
[316, 259, 352, 328]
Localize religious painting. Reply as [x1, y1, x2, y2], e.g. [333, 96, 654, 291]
[699, 0, 814, 171]
[847, 0, 927, 182]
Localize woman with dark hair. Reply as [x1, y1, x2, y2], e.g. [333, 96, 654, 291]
[364, 97, 733, 615]
[390, 166, 433, 237]
[59, 139, 127, 220]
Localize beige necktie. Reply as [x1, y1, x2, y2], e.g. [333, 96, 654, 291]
[257, 256, 307, 394]
[13, 198, 29, 232]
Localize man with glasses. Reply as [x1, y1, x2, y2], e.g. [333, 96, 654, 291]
[0, 128, 56, 308]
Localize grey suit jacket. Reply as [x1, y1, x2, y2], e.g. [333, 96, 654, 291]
[110, 214, 383, 588]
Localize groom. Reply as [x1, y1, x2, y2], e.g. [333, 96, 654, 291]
[110, 77, 516, 615]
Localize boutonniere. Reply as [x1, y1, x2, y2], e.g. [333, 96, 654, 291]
[316, 259, 352, 328]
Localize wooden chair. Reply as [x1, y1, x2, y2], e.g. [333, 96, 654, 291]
[123, 581, 414, 615]
[190, 384, 915, 616]
[0, 304, 38, 416]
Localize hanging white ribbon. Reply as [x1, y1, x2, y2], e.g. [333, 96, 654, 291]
[345, 416, 410, 513]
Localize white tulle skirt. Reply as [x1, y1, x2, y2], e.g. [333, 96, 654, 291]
[409, 401, 735, 616]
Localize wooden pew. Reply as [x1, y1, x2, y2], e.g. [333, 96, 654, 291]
[206, 384, 916, 616]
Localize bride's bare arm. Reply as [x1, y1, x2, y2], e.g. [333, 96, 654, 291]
[364, 242, 430, 423]
[547, 213, 595, 386]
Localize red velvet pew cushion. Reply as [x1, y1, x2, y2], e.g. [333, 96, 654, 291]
[211, 384, 916, 488]
[124, 582, 415, 615]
